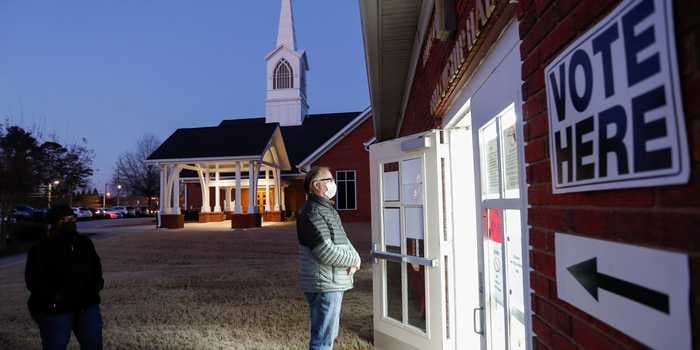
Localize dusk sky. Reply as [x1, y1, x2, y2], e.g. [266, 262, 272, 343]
[0, 1, 370, 193]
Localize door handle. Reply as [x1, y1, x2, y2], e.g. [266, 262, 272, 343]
[473, 307, 484, 335]
[370, 248, 438, 267]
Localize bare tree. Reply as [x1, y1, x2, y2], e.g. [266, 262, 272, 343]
[113, 134, 160, 208]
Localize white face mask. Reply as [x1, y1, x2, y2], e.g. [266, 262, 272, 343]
[324, 181, 337, 199]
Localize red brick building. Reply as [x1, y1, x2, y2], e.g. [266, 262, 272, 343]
[147, 0, 373, 228]
[360, 0, 698, 349]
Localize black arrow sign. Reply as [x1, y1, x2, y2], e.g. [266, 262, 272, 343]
[567, 257, 670, 314]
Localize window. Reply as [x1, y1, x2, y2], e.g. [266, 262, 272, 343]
[273, 59, 293, 89]
[478, 104, 527, 350]
[336, 170, 357, 210]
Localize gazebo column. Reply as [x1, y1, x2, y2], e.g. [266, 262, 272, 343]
[163, 165, 172, 215]
[160, 164, 184, 229]
[213, 164, 222, 213]
[183, 181, 188, 210]
[233, 161, 261, 228]
[159, 165, 166, 217]
[274, 168, 281, 212]
[280, 184, 286, 212]
[264, 168, 271, 212]
[262, 167, 284, 222]
[224, 187, 232, 218]
[198, 167, 211, 213]
[197, 166, 216, 223]
[172, 167, 180, 214]
[248, 161, 258, 214]
[234, 161, 242, 214]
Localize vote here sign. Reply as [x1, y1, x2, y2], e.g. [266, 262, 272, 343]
[544, 0, 689, 194]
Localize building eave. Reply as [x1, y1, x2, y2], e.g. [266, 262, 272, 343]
[359, 0, 421, 141]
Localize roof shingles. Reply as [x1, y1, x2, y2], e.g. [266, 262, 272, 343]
[147, 121, 277, 160]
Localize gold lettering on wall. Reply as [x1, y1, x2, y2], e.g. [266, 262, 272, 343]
[429, 0, 505, 116]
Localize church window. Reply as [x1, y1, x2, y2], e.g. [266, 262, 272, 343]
[273, 59, 293, 89]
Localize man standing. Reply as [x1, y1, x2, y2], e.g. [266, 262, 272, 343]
[297, 166, 362, 350]
[25, 204, 104, 350]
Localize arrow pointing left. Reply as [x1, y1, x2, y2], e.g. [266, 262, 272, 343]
[567, 257, 670, 314]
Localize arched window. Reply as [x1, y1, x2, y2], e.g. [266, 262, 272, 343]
[273, 59, 293, 89]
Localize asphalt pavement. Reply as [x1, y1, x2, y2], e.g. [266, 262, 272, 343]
[0, 217, 158, 268]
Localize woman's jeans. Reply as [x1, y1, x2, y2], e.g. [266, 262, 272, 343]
[305, 291, 344, 350]
[36, 304, 103, 350]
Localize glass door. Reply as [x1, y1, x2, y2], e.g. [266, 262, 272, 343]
[370, 130, 451, 350]
[477, 105, 528, 350]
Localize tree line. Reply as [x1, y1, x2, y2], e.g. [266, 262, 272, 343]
[0, 124, 94, 249]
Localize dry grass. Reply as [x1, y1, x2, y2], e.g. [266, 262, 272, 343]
[0, 221, 374, 349]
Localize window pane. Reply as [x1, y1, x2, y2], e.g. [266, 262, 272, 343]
[407, 265, 426, 331]
[505, 209, 526, 350]
[383, 208, 401, 249]
[444, 255, 451, 339]
[383, 162, 400, 202]
[483, 208, 507, 350]
[480, 120, 501, 199]
[405, 207, 424, 258]
[386, 261, 403, 322]
[401, 158, 423, 205]
[346, 181, 356, 209]
[337, 181, 347, 209]
[500, 109, 520, 199]
[337, 171, 346, 181]
[347, 171, 355, 180]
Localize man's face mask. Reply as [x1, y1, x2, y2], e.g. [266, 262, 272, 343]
[324, 180, 337, 199]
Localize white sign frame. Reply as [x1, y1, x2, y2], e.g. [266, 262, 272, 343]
[545, 0, 689, 194]
[555, 233, 691, 350]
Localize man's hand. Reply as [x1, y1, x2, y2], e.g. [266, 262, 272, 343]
[347, 263, 361, 275]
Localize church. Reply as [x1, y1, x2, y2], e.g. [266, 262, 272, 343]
[147, 0, 373, 229]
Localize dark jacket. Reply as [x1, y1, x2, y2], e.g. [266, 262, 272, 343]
[25, 232, 104, 316]
[297, 194, 360, 292]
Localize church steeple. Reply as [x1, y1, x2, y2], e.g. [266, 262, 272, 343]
[265, 0, 309, 126]
[276, 0, 296, 50]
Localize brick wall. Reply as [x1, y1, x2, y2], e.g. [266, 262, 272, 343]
[313, 116, 373, 222]
[284, 178, 306, 217]
[519, 0, 700, 349]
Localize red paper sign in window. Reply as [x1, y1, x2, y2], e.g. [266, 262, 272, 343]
[482, 208, 503, 243]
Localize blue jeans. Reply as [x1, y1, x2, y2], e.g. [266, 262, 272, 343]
[305, 291, 344, 350]
[36, 304, 103, 350]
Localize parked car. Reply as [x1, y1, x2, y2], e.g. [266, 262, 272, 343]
[72, 207, 93, 220]
[110, 206, 128, 218]
[126, 207, 137, 217]
[101, 209, 119, 219]
[141, 207, 158, 215]
[13, 205, 34, 220]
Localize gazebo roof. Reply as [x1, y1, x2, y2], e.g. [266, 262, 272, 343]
[148, 111, 366, 174]
[147, 122, 278, 161]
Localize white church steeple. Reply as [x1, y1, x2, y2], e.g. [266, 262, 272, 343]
[276, 0, 296, 50]
[265, 0, 309, 126]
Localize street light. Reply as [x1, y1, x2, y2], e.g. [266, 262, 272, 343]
[48, 180, 60, 208]
[117, 184, 122, 206]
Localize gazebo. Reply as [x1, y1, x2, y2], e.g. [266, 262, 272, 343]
[147, 122, 291, 229]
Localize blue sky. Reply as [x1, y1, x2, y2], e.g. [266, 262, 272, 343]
[0, 0, 369, 192]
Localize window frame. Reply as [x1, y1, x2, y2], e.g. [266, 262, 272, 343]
[273, 59, 293, 89]
[335, 170, 357, 211]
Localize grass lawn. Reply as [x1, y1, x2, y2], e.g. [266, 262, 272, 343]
[0, 221, 374, 349]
